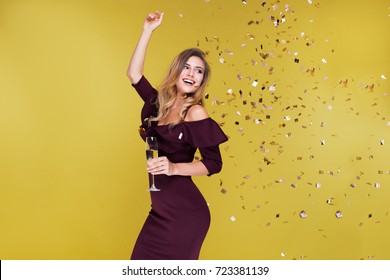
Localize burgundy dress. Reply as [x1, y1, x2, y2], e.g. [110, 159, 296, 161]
[130, 76, 228, 260]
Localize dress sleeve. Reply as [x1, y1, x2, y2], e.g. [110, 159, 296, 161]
[183, 118, 228, 176]
[132, 76, 158, 126]
[199, 145, 224, 176]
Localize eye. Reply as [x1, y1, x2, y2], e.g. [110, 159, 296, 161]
[184, 65, 190, 70]
[196, 69, 204, 74]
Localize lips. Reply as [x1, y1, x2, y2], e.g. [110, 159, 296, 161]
[183, 78, 195, 85]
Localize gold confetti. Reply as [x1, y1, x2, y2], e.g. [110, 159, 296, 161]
[326, 198, 334, 205]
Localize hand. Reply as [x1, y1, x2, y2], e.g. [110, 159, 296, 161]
[147, 156, 175, 176]
[143, 11, 164, 32]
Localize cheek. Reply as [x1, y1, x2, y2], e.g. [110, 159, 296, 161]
[196, 74, 205, 85]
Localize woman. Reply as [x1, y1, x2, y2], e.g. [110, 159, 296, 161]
[127, 11, 228, 260]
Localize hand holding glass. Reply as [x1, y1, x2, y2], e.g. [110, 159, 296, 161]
[145, 137, 161, 192]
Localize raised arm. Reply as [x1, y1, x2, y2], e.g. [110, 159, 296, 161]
[126, 11, 164, 84]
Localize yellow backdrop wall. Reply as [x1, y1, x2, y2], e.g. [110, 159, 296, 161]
[0, 0, 389, 260]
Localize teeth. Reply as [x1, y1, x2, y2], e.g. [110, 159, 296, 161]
[183, 79, 194, 85]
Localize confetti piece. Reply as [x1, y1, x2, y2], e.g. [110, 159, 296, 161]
[321, 58, 327, 64]
[284, 116, 291, 121]
[219, 57, 225, 63]
[315, 183, 321, 188]
[381, 74, 387, 80]
[380, 140, 385, 145]
[308, 0, 313, 4]
[227, 88, 233, 94]
[321, 139, 325, 145]
[326, 198, 334, 205]
[252, 80, 258, 87]
[281, 252, 286, 257]
[300, 210, 307, 218]
[230, 216, 236, 222]
[178, 12, 183, 18]
[178, 132, 183, 139]
[335, 211, 343, 219]
[375, 183, 380, 188]
[225, 49, 234, 55]
[221, 188, 227, 194]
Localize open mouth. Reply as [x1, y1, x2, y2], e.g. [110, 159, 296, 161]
[183, 79, 195, 85]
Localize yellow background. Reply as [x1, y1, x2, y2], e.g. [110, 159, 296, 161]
[0, 0, 389, 260]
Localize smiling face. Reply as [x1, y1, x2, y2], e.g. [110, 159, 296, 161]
[176, 56, 205, 95]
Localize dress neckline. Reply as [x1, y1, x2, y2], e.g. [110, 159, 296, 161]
[156, 117, 211, 127]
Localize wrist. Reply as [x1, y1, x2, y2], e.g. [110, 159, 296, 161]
[171, 163, 178, 176]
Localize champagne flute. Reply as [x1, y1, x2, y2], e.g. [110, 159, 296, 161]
[145, 137, 161, 192]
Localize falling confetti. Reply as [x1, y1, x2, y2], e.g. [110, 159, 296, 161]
[191, 0, 389, 259]
[269, 85, 276, 92]
[335, 211, 343, 219]
[326, 198, 334, 205]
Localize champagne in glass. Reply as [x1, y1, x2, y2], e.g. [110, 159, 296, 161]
[145, 137, 161, 192]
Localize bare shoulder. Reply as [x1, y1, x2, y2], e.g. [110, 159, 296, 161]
[185, 105, 209, 122]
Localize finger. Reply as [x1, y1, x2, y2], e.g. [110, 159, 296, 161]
[157, 12, 164, 21]
[150, 163, 167, 175]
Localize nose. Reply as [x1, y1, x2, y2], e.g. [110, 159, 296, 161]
[187, 67, 194, 77]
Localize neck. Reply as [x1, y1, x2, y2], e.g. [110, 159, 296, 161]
[171, 95, 186, 110]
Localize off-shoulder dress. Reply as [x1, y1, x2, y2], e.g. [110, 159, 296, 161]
[130, 76, 228, 260]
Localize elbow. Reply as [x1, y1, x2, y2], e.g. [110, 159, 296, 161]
[214, 161, 223, 174]
[126, 70, 142, 85]
[203, 159, 223, 176]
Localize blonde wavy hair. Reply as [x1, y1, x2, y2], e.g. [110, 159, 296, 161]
[151, 48, 211, 126]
